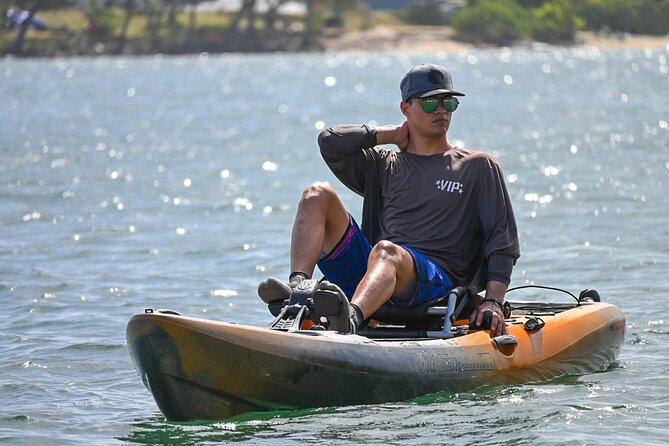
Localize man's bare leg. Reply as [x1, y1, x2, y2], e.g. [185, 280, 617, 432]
[290, 187, 419, 327]
[261, 183, 419, 334]
[290, 182, 350, 277]
[258, 182, 350, 303]
[350, 241, 418, 320]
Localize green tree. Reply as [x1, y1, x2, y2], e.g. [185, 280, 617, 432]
[226, 0, 258, 49]
[451, 0, 531, 44]
[116, 0, 135, 53]
[515, 0, 546, 7]
[1, 0, 12, 30]
[401, 0, 449, 26]
[80, 0, 117, 44]
[576, 0, 669, 35]
[531, 0, 581, 42]
[7, 0, 74, 54]
[301, 0, 317, 49]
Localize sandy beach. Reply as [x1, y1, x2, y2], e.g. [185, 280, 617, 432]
[321, 25, 669, 53]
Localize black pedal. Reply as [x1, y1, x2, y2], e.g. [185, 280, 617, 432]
[289, 279, 319, 305]
[311, 290, 343, 317]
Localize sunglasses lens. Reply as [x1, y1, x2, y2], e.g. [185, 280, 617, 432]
[443, 98, 459, 112]
[419, 97, 459, 113]
[420, 98, 440, 113]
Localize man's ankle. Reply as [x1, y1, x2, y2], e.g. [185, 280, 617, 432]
[349, 303, 364, 332]
[288, 271, 310, 285]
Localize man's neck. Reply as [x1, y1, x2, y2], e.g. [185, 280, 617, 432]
[406, 135, 453, 156]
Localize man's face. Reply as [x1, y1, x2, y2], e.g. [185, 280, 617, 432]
[402, 94, 458, 137]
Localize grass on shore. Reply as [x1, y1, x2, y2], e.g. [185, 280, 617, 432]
[0, 7, 278, 55]
[1, 7, 405, 55]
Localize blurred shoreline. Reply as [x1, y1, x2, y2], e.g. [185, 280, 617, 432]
[3, 24, 668, 58]
[321, 26, 669, 53]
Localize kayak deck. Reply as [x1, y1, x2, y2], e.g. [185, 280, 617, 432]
[126, 300, 625, 421]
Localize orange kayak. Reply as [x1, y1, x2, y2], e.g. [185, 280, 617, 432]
[126, 299, 625, 421]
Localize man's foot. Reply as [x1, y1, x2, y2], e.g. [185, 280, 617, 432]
[258, 272, 311, 304]
[312, 281, 354, 334]
[257, 277, 292, 304]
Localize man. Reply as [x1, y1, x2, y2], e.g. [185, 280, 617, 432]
[259, 64, 520, 336]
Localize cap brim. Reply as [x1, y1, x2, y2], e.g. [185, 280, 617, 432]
[419, 89, 465, 97]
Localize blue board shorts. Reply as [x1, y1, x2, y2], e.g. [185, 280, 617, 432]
[317, 215, 454, 308]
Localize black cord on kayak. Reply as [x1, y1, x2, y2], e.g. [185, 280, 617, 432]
[506, 284, 579, 303]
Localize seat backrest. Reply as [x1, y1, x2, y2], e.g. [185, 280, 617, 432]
[370, 286, 477, 329]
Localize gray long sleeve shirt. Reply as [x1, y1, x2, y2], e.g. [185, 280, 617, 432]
[318, 124, 520, 287]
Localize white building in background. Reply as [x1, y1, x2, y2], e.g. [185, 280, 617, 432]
[195, 0, 464, 14]
[196, 0, 307, 14]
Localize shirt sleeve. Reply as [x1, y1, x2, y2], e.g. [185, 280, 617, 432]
[318, 125, 379, 196]
[476, 156, 521, 285]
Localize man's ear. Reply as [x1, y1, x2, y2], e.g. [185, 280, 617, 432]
[400, 101, 411, 117]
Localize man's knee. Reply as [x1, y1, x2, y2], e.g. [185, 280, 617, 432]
[370, 240, 405, 266]
[298, 182, 344, 216]
[300, 181, 337, 204]
[369, 241, 417, 298]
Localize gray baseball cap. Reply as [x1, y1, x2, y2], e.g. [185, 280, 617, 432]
[400, 64, 464, 101]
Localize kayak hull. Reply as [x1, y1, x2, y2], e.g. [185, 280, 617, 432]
[126, 302, 625, 421]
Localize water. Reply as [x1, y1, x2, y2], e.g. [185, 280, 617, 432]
[1, 47, 668, 445]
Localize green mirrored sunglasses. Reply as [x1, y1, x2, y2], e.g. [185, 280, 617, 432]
[416, 96, 460, 113]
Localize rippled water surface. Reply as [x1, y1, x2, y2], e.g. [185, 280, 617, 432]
[2, 48, 668, 445]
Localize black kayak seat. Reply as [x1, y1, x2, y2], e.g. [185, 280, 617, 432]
[369, 286, 479, 331]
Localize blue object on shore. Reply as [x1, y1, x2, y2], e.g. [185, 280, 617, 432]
[7, 8, 47, 30]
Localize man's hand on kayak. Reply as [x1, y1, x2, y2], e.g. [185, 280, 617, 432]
[470, 300, 508, 336]
[470, 280, 509, 336]
[375, 122, 410, 151]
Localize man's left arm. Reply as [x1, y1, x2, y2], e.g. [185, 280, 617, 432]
[471, 156, 521, 336]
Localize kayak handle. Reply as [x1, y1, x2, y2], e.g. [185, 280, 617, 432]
[426, 288, 459, 339]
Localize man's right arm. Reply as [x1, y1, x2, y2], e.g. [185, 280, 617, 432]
[318, 123, 408, 195]
[318, 125, 377, 159]
[318, 125, 378, 196]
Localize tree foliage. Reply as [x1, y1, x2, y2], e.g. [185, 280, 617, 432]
[531, 0, 582, 42]
[1, 0, 332, 55]
[3, 0, 669, 56]
[451, 0, 669, 44]
[6, 0, 75, 54]
[575, 0, 669, 35]
[451, 0, 530, 44]
[400, 1, 450, 26]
